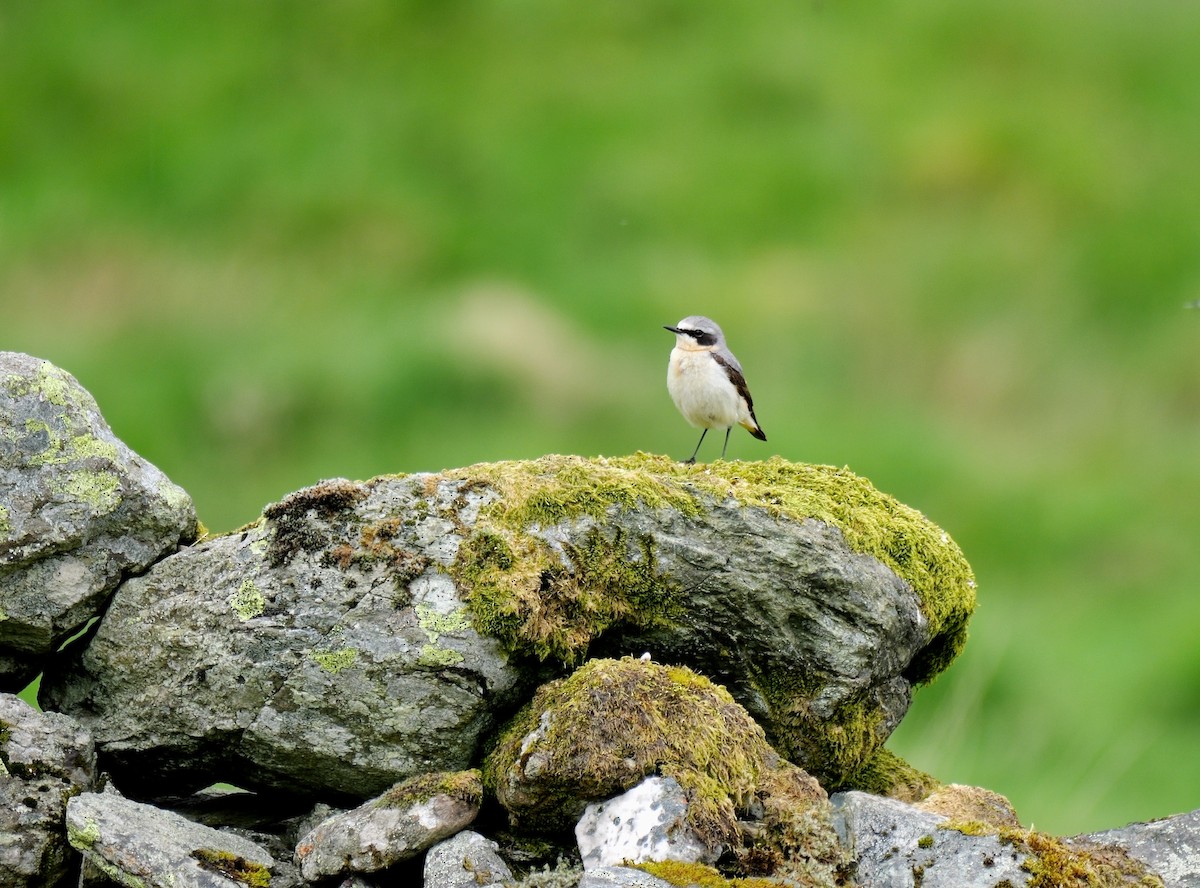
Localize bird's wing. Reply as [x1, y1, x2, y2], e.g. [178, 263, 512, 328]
[712, 352, 754, 410]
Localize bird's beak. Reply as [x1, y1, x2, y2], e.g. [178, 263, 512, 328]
[663, 325, 681, 334]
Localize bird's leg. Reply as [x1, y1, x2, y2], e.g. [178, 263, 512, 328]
[721, 427, 731, 460]
[685, 429, 708, 464]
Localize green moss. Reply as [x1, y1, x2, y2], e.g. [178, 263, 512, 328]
[377, 769, 483, 809]
[485, 657, 777, 846]
[310, 647, 358, 673]
[917, 835, 934, 849]
[836, 747, 941, 801]
[228, 580, 266, 621]
[191, 849, 272, 887]
[446, 454, 974, 682]
[636, 861, 781, 888]
[262, 479, 368, 567]
[941, 823, 1165, 887]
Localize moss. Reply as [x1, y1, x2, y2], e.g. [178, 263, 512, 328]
[262, 479, 368, 567]
[486, 657, 777, 846]
[228, 580, 266, 621]
[636, 861, 781, 888]
[941, 823, 1164, 887]
[836, 747, 941, 801]
[446, 454, 974, 683]
[191, 849, 272, 887]
[310, 647, 358, 673]
[917, 784, 1021, 829]
[917, 835, 934, 849]
[377, 769, 483, 809]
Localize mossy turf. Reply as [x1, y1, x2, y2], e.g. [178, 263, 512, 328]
[448, 453, 975, 682]
[836, 747, 941, 801]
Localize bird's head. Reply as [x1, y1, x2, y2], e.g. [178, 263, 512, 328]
[664, 316, 724, 349]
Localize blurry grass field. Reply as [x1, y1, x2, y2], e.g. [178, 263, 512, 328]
[4, 0, 1200, 835]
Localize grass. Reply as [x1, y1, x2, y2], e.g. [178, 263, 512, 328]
[4, 0, 1200, 835]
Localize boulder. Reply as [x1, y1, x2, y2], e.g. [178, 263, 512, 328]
[576, 776, 715, 870]
[831, 790, 1165, 887]
[1082, 808, 1200, 888]
[0, 353, 196, 690]
[65, 792, 282, 888]
[42, 454, 974, 798]
[423, 829, 513, 888]
[0, 693, 97, 887]
[295, 769, 482, 881]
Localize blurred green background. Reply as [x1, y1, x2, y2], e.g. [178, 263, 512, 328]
[4, 0, 1199, 836]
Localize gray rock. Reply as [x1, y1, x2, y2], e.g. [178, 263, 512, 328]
[832, 791, 1030, 887]
[65, 792, 279, 888]
[295, 770, 481, 880]
[576, 777, 716, 870]
[42, 455, 973, 796]
[0, 353, 196, 690]
[1083, 808, 1200, 887]
[424, 829, 513, 888]
[0, 693, 97, 887]
[578, 867, 674, 888]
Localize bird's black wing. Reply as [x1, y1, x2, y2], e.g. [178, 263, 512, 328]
[713, 352, 767, 440]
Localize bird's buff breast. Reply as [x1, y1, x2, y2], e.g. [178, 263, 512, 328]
[668, 348, 739, 428]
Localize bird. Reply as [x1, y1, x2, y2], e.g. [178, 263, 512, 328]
[664, 315, 766, 464]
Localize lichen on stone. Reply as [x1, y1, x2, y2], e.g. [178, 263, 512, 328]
[228, 580, 266, 621]
[310, 647, 358, 674]
[49, 469, 121, 512]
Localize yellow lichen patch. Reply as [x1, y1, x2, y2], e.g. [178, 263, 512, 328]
[836, 747, 941, 802]
[0, 504, 10, 536]
[636, 861, 782, 888]
[310, 647, 358, 674]
[227, 580, 266, 621]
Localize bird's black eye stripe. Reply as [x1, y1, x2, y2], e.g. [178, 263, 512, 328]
[688, 330, 716, 346]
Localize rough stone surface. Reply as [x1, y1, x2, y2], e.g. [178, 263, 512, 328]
[66, 792, 280, 888]
[0, 352, 196, 691]
[295, 770, 482, 880]
[832, 791, 1031, 887]
[1083, 808, 1200, 887]
[0, 693, 97, 887]
[576, 777, 715, 870]
[42, 454, 973, 796]
[578, 867, 675, 888]
[423, 829, 513, 888]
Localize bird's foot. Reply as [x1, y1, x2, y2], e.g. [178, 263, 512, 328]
[683, 457, 697, 465]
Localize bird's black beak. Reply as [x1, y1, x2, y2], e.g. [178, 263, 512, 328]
[663, 325, 682, 334]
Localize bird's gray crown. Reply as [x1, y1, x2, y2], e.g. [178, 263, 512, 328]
[673, 315, 725, 344]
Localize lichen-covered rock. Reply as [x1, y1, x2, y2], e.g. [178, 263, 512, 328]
[295, 769, 482, 880]
[42, 454, 973, 796]
[1082, 808, 1200, 888]
[0, 693, 97, 887]
[0, 353, 196, 690]
[423, 829, 513, 888]
[576, 776, 716, 870]
[66, 792, 280, 888]
[832, 790, 1165, 887]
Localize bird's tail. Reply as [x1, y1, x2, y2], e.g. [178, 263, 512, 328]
[741, 418, 767, 441]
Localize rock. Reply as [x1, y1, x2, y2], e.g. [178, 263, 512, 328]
[1082, 808, 1200, 887]
[42, 455, 973, 797]
[832, 790, 1165, 887]
[65, 792, 280, 888]
[576, 776, 715, 870]
[578, 867, 675, 888]
[0, 353, 196, 691]
[295, 769, 482, 880]
[423, 829, 513, 888]
[0, 693, 97, 887]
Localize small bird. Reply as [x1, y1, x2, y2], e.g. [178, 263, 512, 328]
[664, 316, 766, 464]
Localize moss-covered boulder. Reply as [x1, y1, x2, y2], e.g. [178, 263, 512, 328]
[42, 453, 973, 799]
[486, 657, 849, 885]
[0, 353, 197, 691]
